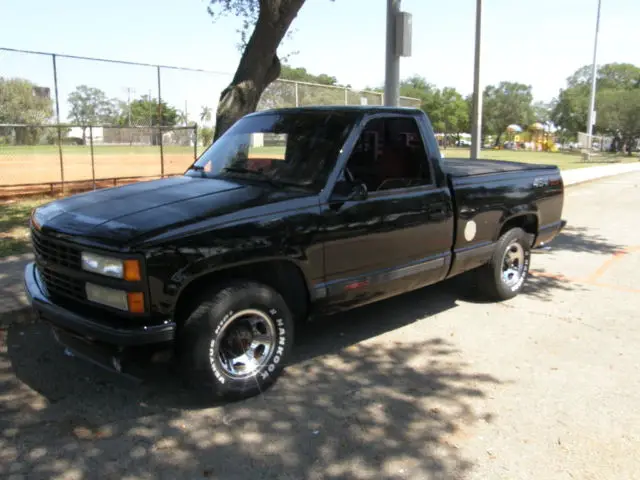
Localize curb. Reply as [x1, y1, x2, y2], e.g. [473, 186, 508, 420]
[564, 175, 640, 188]
[561, 163, 640, 188]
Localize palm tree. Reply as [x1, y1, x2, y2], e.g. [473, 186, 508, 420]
[200, 106, 212, 125]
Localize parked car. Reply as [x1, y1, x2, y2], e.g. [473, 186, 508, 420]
[24, 106, 566, 401]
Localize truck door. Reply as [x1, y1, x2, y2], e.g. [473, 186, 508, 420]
[318, 114, 454, 309]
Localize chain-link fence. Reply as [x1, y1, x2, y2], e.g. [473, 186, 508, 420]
[0, 124, 197, 195]
[259, 79, 421, 110]
[0, 47, 420, 194]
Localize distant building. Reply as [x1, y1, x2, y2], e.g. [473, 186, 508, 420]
[32, 86, 51, 99]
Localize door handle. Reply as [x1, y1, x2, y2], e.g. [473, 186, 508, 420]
[460, 206, 477, 215]
[428, 207, 448, 220]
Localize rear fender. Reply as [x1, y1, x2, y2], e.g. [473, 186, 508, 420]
[496, 209, 539, 244]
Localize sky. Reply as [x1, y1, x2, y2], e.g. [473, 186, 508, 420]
[1, 0, 639, 122]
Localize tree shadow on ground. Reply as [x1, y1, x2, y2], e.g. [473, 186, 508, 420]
[542, 226, 624, 255]
[1, 281, 500, 479]
[521, 270, 587, 302]
[449, 266, 584, 304]
[455, 223, 622, 304]
[0, 258, 34, 329]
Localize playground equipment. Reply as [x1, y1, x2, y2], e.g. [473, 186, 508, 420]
[529, 122, 558, 152]
[509, 122, 558, 152]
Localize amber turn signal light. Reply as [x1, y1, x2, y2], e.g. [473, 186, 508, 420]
[123, 259, 141, 282]
[127, 292, 145, 313]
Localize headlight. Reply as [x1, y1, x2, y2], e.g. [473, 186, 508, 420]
[85, 283, 145, 313]
[82, 252, 122, 278]
[86, 283, 128, 311]
[81, 252, 141, 281]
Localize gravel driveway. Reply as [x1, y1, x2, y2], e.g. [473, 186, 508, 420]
[1, 173, 639, 479]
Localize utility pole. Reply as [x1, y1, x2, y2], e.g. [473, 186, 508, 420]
[384, 0, 401, 106]
[470, 0, 483, 160]
[586, 0, 602, 161]
[126, 87, 134, 126]
[384, 0, 412, 107]
[123, 87, 136, 146]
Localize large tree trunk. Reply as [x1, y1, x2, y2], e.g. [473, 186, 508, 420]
[213, 0, 306, 141]
[625, 136, 635, 156]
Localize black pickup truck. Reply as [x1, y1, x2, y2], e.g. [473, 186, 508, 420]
[24, 106, 565, 400]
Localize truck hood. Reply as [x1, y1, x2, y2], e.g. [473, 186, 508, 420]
[34, 176, 305, 247]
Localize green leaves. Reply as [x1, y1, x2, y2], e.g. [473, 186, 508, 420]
[200, 106, 213, 123]
[280, 65, 339, 86]
[596, 89, 640, 151]
[0, 77, 53, 124]
[67, 85, 118, 126]
[553, 62, 640, 151]
[482, 82, 534, 144]
[127, 95, 179, 127]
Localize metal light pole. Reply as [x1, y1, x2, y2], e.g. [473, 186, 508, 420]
[470, 0, 483, 160]
[384, 0, 401, 106]
[586, 0, 602, 159]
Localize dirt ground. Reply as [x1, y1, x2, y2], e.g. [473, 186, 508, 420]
[0, 154, 195, 186]
[1, 173, 639, 479]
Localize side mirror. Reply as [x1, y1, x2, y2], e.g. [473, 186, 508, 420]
[348, 182, 368, 201]
[331, 180, 368, 204]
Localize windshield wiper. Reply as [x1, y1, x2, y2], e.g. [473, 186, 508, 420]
[222, 167, 299, 189]
[223, 166, 257, 175]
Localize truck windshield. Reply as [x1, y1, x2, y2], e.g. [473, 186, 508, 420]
[190, 111, 357, 190]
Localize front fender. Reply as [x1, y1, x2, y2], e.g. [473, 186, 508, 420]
[146, 243, 317, 317]
[176, 252, 313, 292]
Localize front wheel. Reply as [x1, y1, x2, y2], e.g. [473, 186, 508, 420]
[178, 281, 294, 401]
[476, 227, 531, 301]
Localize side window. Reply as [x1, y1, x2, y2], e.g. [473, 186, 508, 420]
[343, 117, 431, 192]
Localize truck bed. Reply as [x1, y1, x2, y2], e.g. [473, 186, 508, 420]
[442, 155, 564, 279]
[442, 158, 558, 178]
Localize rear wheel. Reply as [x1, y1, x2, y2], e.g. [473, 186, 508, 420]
[477, 227, 531, 301]
[178, 281, 294, 401]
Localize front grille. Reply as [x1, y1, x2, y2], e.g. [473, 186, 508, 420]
[31, 228, 81, 269]
[31, 227, 85, 302]
[40, 266, 86, 300]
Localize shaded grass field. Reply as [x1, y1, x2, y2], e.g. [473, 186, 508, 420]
[0, 196, 51, 257]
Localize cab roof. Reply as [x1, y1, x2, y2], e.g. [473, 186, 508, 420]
[249, 105, 424, 116]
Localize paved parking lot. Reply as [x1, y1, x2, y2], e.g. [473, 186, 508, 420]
[1, 172, 639, 479]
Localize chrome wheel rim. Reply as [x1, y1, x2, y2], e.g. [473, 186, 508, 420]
[215, 309, 276, 379]
[502, 242, 526, 288]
